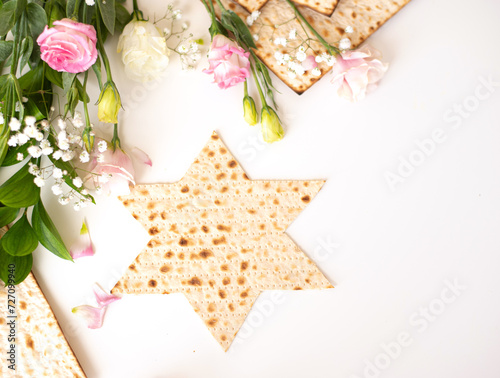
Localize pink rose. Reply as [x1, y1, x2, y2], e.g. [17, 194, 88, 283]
[203, 34, 250, 89]
[37, 18, 98, 73]
[330, 45, 388, 102]
[86, 144, 135, 196]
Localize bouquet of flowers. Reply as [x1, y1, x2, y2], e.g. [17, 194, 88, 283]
[0, 0, 198, 285]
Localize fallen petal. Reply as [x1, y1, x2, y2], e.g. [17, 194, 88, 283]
[70, 220, 94, 259]
[132, 147, 153, 167]
[71, 305, 106, 329]
[93, 283, 121, 307]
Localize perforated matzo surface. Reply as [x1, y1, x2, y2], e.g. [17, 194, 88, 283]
[112, 132, 332, 350]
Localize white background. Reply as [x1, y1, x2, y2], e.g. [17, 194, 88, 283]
[29, 0, 500, 377]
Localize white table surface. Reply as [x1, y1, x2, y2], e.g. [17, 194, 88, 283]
[30, 0, 500, 377]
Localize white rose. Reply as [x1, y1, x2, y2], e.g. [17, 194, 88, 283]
[117, 20, 170, 83]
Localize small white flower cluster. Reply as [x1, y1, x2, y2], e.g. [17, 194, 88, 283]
[246, 11, 261, 26]
[7, 116, 44, 148]
[176, 38, 202, 70]
[157, 5, 202, 71]
[315, 53, 336, 66]
[263, 24, 355, 78]
[172, 9, 182, 20]
[275, 46, 323, 79]
[7, 113, 93, 211]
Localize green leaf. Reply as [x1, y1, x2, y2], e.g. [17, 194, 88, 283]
[1, 143, 29, 167]
[0, 162, 40, 208]
[220, 10, 256, 49]
[0, 126, 9, 168]
[1, 213, 38, 256]
[0, 245, 32, 286]
[0, 40, 13, 61]
[0, 74, 9, 98]
[23, 97, 45, 121]
[14, 0, 27, 21]
[66, 0, 77, 18]
[209, 19, 227, 39]
[0, 0, 17, 36]
[75, 77, 89, 103]
[26, 2, 47, 37]
[92, 56, 103, 90]
[114, 3, 131, 34]
[18, 65, 53, 118]
[64, 85, 79, 117]
[97, 0, 115, 34]
[31, 200, 73, 261]
[0, 206, 19, 228]
[45, 65, 63, 88]
[19, 36, 34, 71]
[49, 1, 65, 26]
[62, 72, 76, 94]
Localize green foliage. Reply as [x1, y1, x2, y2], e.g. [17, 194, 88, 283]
[0, 1, 19, 36]
[219, 10, 256, 50]
[1, 213, 38, 256]
[0, 245, 33, 286]
[0, 162, 40, 208]
[114, 3, 131, 34]
[97, 0, 116, 34]
[0, 41, 13, 62]
[31, 200, 73, 261]
[0, 206, 19, 228]
[19, 65, 53, 119]
[1, 143, 28, 167]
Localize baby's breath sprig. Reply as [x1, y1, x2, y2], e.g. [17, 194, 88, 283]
[249, 1, 353, 80]
[152, 5, 203, 71]
[284, 0, 341, 57]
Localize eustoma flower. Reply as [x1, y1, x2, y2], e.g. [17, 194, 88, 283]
[330, 45, 388, 102]
[203, 35, 250, 89]
[117, 18, 170, 83]
[97, 82, 121, 124]
[37, 18, 97, 73]
[261, 106, 284, 143]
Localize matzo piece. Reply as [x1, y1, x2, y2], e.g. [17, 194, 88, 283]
[293, 0, 339, 16]
[112, 132, 332, 350]
[233, 0, 269, 13]
[215, 0, 411, 93]
[0, 271, 86, 377]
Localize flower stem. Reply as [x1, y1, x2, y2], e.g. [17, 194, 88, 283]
[284, 0, 340, 56]
[251, 64, 267, 106]
[95, 11, 113, 80]
[132, 0, 144, 20]
[215, 0, 226, 11]
[82, 71, 92, 151]
[111, 123, 121, 151]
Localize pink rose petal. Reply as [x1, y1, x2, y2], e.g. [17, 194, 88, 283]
[70, 220, 94, 259]
[132, 147, 153, 167]
[72, 305, 106, 329]
[93, 283, 121, 307]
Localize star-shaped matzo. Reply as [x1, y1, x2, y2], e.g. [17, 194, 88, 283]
[112, 132, 332, 350]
